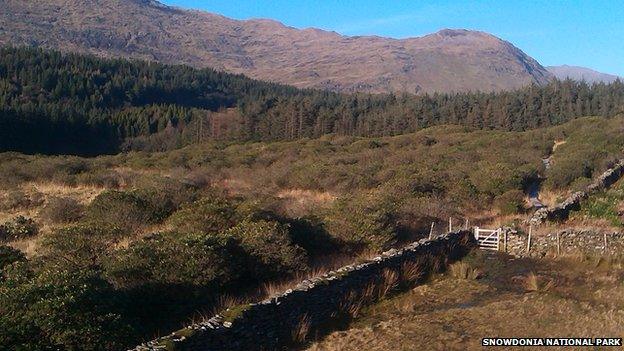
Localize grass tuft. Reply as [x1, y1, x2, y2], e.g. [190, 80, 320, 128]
[377, 269, 399, 299]
[523, 272, 554, 292]
[291, 314, 312, 343]
[448, 261, 482, 280]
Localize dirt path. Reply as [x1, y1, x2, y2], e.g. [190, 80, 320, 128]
[527, 140, 566, 209]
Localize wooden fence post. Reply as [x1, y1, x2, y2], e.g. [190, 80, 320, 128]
[464, 219, 469, 230]
[527, 225, 532, 253]
[556, 231, 561, 256]
[429, 222, 435, 240]
[449, 217, 452, 233]
[604, 232, 608, 253]
[504, 229, 508, 253]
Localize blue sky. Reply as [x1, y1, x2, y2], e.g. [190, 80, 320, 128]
[162, 0, 623, 76]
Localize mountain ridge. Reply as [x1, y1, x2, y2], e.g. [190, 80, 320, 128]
[0, 0, 553, 93]
[546, 65, 621, 84]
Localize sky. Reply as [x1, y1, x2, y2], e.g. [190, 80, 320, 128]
[162, 0, 623, 76]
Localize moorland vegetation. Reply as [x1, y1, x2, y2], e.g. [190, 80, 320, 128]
[1, 46, 624, 350]
[1, 115, 623, 349]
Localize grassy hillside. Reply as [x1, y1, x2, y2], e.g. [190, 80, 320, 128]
[0, 116, 623, 349]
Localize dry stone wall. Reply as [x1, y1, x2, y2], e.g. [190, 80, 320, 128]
[505, 228, 624, 257]
[530, 160, 624, 225]
[132, 230, 476, 351]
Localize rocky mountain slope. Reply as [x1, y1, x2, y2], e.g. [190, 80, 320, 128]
[0, 0, 553, 93]
[547, 65, 621, 84]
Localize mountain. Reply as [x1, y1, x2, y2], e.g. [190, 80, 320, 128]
[547, 65, 621, 84]
[0, 0, 552, 94]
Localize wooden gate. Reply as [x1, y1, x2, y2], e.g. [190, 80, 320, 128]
[473, 227, 502, 251]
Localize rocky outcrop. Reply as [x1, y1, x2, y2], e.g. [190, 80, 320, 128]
[530, 160, 624, 225]
[131, 231, 475, 351]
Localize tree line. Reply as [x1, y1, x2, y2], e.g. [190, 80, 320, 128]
[1, 46, 623, 155]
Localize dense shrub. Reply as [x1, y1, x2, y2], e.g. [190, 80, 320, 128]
[134, 177, 201, 210]
[395, 195, 457, 236]
[286, 216, 339, 256]
[104, 232, 242, 289]
[0, 216, 39, 242]
[325, 194, 398, 252]
[546, 157, 594, 190]
[0, 245, 25, 274]
[0, 265, 135, 350]
[494, 189, 527, 215]
[225, 220, 307, 279]
[86, 189, 175, 231]
[39, 196, 85, 223]
[41, 223, 125, 271]
[167, 197, 238, 234]
[470, 162, 527, 197]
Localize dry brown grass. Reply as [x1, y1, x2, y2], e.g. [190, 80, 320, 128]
[188, 294, 245, 325]
[339, 290, 365, 319]
[562, 213, 623, 232]
[277, 189, 336, 204]
[28, 182, 105, 205]
[0, 182, 105, 238]
[354, 248, 379, 264]
[399, 260, 426, 285]
[523, 272, 554, 292]
[260, 266, 333, 299]
[8, 236, 41, 257]
[448, 261, 482, 280]
[466, 208, 528, 230]
[135, 222, 174, 239]
[539, 189, 567, 208]
[276, 189, 336, 217]
[377, 269, 399, 299]
[291, 314, 312, 343]
[217, 177, 254, 196]
[0, 209, 36, 224]
[308, 252, 624, 351]
[562, 253, 624, 271]
[260, 280, 293, 299]
[553, 139, 567, 151]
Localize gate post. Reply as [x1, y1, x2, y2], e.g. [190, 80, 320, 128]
[504, 229, 508, 252]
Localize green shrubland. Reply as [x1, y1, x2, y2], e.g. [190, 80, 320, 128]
[0, 116, 623, 349]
